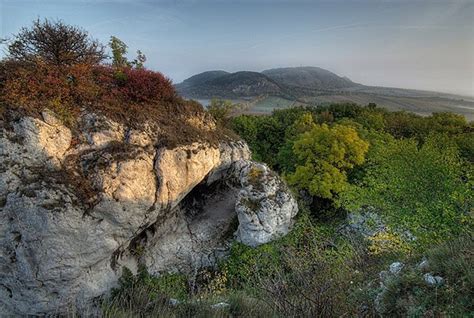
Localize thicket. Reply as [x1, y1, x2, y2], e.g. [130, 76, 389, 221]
[0, 19, 209, 136]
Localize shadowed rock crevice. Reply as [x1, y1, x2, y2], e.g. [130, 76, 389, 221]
[142, 176, 240, 274]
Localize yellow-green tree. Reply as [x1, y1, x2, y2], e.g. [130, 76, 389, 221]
[207, 98, 235, 126]
[287, 123, 369, 199]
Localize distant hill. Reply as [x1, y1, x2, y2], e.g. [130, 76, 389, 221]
[177, 70, 230, 89]
[175, 67, 474, 120]
[175, 71, 283, 98]
[262, 66, 357, 90]
[175, 66, 358, 98]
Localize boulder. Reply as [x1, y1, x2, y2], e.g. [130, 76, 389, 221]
[423, 273, 444, 286]
[0, 111, 298, 315]
[235, 162, 298, 247]
[389, 262, 404, 275]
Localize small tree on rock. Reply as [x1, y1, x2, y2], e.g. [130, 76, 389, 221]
[109, 36, 129, 68]
[7, 19, 105, 66]
[132, 50, 146, 69]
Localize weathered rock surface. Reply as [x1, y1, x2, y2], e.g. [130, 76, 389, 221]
[423, 273, 444, 286]
[235, 162, 298, 247]
[0, 111, 297, 315]
[342, 209, 387, 238]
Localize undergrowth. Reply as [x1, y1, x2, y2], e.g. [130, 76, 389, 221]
[102, 213, 474, 317]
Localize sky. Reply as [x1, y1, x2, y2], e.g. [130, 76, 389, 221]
[0, 0, 473, 96]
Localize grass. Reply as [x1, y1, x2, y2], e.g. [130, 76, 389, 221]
[100, 214, 474, 317]
[360, 234, 474, 317]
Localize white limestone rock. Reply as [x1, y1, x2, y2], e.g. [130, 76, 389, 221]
[235, 161, 298, 247]
[0, 110, 295, 315]
[82, 112, 125, 148]
[424, 273, 444, 286]
[389, 262, 404, 274]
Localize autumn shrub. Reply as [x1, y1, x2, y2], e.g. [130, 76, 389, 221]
[0, 61, 99, 118]
[114, 67, 176, 104]
[0, 20, 182, 129]
[0, 60, 177, 126]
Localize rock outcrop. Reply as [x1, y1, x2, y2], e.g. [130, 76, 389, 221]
[235, 162, 298, 247]
[0, 111, 298, 315]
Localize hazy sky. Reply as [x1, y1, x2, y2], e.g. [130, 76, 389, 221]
[1, 0, 473, 96]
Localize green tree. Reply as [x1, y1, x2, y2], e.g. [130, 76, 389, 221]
[271, 107, 310, 129]
[284, 112, 317, 139]
[384, 111, 428, 140]
[231, 114, 260, 154]
[454, 132, 474, 162]
[109, 36, 129, 67]
[277, 113, 317, 173]
[132, 50, 146, 69]
[231, 114, 285, 166]
[207, 98, 235, 126]
[428, 112, 467, 135]
[354, 109, 385, 131]
[287, 123, 369, 199]
[253, 116, 285, 167]
[340, 134, 473, 245]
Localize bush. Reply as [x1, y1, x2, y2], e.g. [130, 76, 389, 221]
[114, 67, 175, 103]
[0, 61, 99, 118]
[0, 61, 176, 126]
[0, 19, 181, 131]
[340, 134, 473, 246]
[7, 19, 105, 66]
[207, 98, 235, 126]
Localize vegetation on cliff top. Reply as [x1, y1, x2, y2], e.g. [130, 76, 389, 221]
[0, 19, 223, 146]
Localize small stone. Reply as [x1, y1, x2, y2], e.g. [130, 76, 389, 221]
[424, 273, 444, 286]
[389, 262, 404, 274]
[417, 259, 429, 271]
[41, 110, 61, 126]
[169, 298, 180, 306]
[211, 302, 230, 309]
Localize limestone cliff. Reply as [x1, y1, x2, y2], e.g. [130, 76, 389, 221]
[0, 110, 297, 315]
